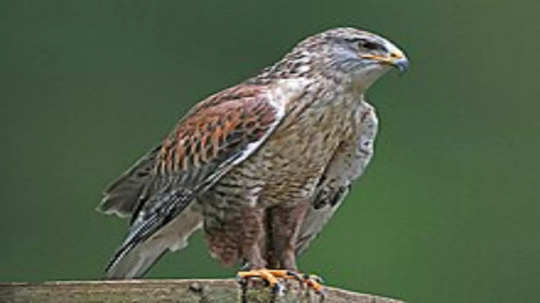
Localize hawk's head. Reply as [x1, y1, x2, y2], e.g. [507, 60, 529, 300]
[285, 27, 408, 90]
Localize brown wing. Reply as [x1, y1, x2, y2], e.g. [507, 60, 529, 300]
[100, 84, 287, 276]
[97, 85, 279, 218]
[296, 102, 378, 255]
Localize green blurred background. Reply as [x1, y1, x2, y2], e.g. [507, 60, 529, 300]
[1, 1, 539, 302]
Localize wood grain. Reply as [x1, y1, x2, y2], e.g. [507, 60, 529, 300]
[0, 279, 404, 303]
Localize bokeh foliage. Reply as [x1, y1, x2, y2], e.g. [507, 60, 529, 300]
[1, 1, 539, 302]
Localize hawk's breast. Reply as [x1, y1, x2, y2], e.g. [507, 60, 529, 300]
[214, 89, 360, 208]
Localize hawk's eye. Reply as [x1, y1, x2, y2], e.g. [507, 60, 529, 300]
[358, 39, 381, 51]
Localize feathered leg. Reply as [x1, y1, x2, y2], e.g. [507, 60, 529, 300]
[270, 202, 310, 269]
[272, 202, 325, 295]
[238, 202, 324, 296]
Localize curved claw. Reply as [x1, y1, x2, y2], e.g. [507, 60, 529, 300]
[285, 270, 305, 288]
[272, 282, 285, 296]
[317, 290, 326, 302]
[305, 277, 324, 294]
[303, 273, 324, 284]
[296, 272, 325, 300]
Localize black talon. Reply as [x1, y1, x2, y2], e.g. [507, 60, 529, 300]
[236, 274, 247, 285]
[286, 271, 303, 281]
[272, 282, 285, 296]
[318, 290, 326, 303]
[285, 271, 305, 289]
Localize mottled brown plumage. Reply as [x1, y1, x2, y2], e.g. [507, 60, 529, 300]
[97, 27, 408, 280]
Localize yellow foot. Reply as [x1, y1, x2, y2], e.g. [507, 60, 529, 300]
[236, 269, 325, 297]
[300, 272, 325, 296]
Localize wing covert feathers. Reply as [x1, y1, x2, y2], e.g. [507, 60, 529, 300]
[156, 85, 282, 188]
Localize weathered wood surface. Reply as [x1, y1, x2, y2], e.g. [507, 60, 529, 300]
[0, 279, 404, 303]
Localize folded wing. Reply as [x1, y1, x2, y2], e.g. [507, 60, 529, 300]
[296, 102, 378, 256]
[98, 84, 286, 278]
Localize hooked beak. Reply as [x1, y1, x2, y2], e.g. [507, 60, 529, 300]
[362, 51, 409, 73]
[391, 53, 409, 73]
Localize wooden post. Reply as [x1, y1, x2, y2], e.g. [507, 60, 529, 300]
[0, 279, 403, 303]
